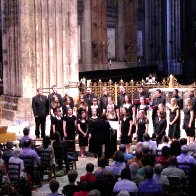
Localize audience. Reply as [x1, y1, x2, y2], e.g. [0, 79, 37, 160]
[156, 146, 171, 168]
[138, 165, 163, 193]
[105, 150, 126, 176]
[127, 148, 143, 167]
[129, 162, 144, 186]
[80, 163, 96, 183]
[153, 163, 169, 186]
[88, 189, 101, 196]
[74, 180, 89, 196]
[119, 144, 134, 161]
[157, 135, 170, 150]
[48, 179, 64, 196]
[20, 139, 40, 165]
[2, 141, 14, 166]
[20, 127, 34, 148]
[113, 167, 138, 193]
[161, 157, 185, 180]
[63, 170, 80, 196]
[142, 133, 157, 154]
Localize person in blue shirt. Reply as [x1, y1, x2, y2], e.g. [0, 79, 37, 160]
[119, 144, 134, 161]
[138, 165, 163, 193]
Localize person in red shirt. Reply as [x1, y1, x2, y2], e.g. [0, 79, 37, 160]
[80, 163, 96, 183]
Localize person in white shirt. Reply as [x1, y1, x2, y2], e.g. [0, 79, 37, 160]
[157, 135, 170, 150]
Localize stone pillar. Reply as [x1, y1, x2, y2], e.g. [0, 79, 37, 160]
[124, 0, 137, 66]
[0, 0, 79, 121]
[91, 0, 107, 67]
[167, 0, 182, 75]
[117, 0, 125, 61]
[81, 0, 92, 71]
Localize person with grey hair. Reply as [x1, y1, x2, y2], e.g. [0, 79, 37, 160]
[88, 189, 101, 196]
[129, 162, 144, 186]
[117, 190, 130, 196]
[9, 148, 25, 178]
[153, 163, 169, 186]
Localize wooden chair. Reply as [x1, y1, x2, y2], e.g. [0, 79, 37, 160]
[0, 170, 10, 196]
[8, 162, 24, 194]
[66, 140, 78, 170]
[19, 155, 41, 186]
[37, 148, 56, 180]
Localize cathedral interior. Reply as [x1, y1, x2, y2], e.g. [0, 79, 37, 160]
[0, 0, 195, 121]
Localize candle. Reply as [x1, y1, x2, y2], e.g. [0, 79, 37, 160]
[109, 60, 111, 64]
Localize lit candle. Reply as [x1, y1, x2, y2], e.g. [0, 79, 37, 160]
[109, 60, 111, 64]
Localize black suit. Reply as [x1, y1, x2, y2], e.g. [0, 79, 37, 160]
[83, 93, 96, 107]
[32, 95, 49, 138]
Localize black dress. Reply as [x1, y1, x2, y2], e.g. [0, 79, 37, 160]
[120, 116, 132, 144]
[168, 108, 180, 139]
[63, 115, 77, 150]
[77, 119, 88, 146]
[183, 107, 195, 137]
[52, 116, 64, 139]
[137, 118, 149, 142]
[154, 117, 167, 144]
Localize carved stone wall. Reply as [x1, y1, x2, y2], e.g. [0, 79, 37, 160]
[2, 0, 79, 98]
[1, 0, 79, 121]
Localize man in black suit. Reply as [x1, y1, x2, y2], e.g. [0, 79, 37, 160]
[48, 85, 62, 106]
[117, 85, 129, 108]
[133, 85, 149, 108]
[151, 89, 166, 128]
[32, 88, 49, 138]
[99, 87, 109, 114]
[83, 87, 96, 108]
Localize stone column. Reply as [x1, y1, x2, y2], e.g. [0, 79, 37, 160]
[167, 0, 182, 75]
[124, 0, 137, 66]
[91, 0, 107, 68]
[0, 0, 79, 121]
[81, 0, 92, 71]
[117, 0, 125, 62]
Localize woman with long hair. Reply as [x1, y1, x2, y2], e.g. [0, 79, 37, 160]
[167, 98, 180, 141]
[120, 107, 133, 152]
[183, 98, 195, 144]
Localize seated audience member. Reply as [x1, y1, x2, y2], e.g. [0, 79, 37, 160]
[113, 167, 138, 193]
[74, 180, 89, 196]
[52, 132, 69, 171]
[161, 157, 186, 180]
[20, 139, 40, 165]
[48, 179, 64, 196]
[20, 127, 34, 148]
[88, 189, 101, 196]
[179, 138, 187, 146]
[105, 150, 126, 176]
[129, 162, 144, 186]
[177, 145, 196, 167]
[137, 157, 151, 178]
[188, 140, 196, 152]
[9, 148, 26, 178]
[142, 133, 157, 154]
[157, 135, 170, 150]
[0, 151, 11, 185]
[80, 163, 96, 183]
[119, 144, 134, 161]
[127, 148, 143, 167]
[116, 190, 130, 196]
[2, 141, 14, 166]
[62, 170, 80, 196]
[170, 140, 181, 157]
[142, 145, 155, 167]
[94, 156, 115, 180]
[156, 146, 171, 168]
[138, 166, 163, 193]
[153, 163, 169, 186]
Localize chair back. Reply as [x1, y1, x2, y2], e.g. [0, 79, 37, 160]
[178, 162, 193, 175]
[38, 147, 51, 167]
[167, 176, 183, 193]
[8, 163, 21, 182]
[19, 156, 34, 174]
